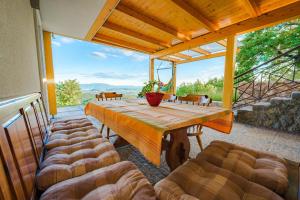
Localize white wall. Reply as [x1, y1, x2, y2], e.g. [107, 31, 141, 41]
[0, 0, 40, 100]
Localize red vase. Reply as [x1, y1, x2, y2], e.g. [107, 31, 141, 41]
[145, 92, 164, 107]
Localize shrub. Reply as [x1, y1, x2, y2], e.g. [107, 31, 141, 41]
[56, 79, 82, 106]
[176, 78, 223, 101]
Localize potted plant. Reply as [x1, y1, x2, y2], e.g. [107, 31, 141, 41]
[138, 80, 164, 107]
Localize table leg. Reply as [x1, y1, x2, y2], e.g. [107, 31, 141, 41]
[165, 128, 190, 171]
[113, 135, 129, 148]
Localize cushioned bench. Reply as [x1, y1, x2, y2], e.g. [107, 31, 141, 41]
[155, 155, 284, 200]
[46, 125, 101, 150]
[37, 138, 120, 190]
[40, 161, 156, 200]
[200, 140, 288, 195]
[51, 118, 93, 132]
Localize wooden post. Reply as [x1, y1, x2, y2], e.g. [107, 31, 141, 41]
[223, 35, 237, 109]
[149, 57, 155, 91]
[172, 62, 177, 94]
[149, 57, 154, 81]
[43, 31, 57, 117]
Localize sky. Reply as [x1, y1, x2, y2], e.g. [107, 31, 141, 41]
[52, 34, 225, 86]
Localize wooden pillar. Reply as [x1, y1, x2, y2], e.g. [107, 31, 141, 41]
[172, 61, 177, 94]
[223, 35, 237, 109]
[149, 57, 154, 82]
[43, 31, 57, 117]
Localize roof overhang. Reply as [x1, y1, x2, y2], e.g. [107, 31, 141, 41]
[39, 0, 300, 64]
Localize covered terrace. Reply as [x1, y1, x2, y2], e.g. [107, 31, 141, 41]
[0, 0, 300, 200]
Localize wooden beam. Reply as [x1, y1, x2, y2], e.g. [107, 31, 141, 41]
[151, 1, 300, 59]
[173, 53, 192, 59]
[102, 22, 170, 48]
[85, 0, 120, 40]
[116, 3, 190, 41]
[241, 0, 261, 17]
[176, 52, 225, 64]
[191, 47, 210, 55]
[43, 31, 57, 116]
[223, 35, 237, 109]
[170, 0, 218, 31]
[94, 33, 156, 53]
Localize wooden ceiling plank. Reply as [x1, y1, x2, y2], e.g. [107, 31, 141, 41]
[216, 40, 227, 47]
[191, 47, 210, 55]
[173, 53, 192, 59]
[115, 3, 190, 41]
[241, 0, 261, 17]
[170, 0, 218, 31]
[160, 56, 182, 63]
[102, 21, 170, 48]
[85, 0, 120, 40]
[177, 52, 226, 64]
[94, 33, 155, 53]
[151, 1, 300, 59]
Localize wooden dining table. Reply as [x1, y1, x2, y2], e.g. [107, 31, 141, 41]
[85, 99, 232, 170]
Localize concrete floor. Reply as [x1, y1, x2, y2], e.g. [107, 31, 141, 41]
[57, 105, 300, 162]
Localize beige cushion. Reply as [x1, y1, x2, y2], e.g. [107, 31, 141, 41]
[51, 118, 93, 132]
[37, 138, 120, 190]
[40, 161, 156, 200]
[155, 155, 283, 200]
[200, 140, 288, 195]
[46, 126, 101, 150]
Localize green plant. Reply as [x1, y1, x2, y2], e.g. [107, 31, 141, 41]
[176, 78, 224, 101]
[56, 79, 82, 106]
[137, 80, 160, 97]
[236, 19, 300, 79]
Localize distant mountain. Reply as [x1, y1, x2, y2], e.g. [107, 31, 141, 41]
[80, 83, 141, 92]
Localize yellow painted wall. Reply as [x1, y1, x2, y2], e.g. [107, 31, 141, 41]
[0, 0, 40, 100]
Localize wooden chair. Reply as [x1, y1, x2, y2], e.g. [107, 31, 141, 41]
[162, 93, 177, 102]
[178, 94, 212, 151]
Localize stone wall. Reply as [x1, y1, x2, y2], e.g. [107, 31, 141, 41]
[236, 91, 300, 133]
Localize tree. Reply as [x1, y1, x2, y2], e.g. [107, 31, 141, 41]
[236, 19, 300, 77]
[56, 79, 82, 106]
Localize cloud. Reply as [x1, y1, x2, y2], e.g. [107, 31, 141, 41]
[120, 50, 147, 62]
[91, 51, 107, 58]
[60, 37, 75, 44]
[52, 41, 61, 47]
[89, 72, 147, 80]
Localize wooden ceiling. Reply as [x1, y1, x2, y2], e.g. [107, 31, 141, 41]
[85, 0, 300, 64]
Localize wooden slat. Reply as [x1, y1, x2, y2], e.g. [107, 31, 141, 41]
[241, 0, 261, 17]
[170, 0, 218, 31]
[173, 53, 192, 59]
[94, 33, 156, 53]
[102, 21, 170, 48]
[191, 47, 210, 55]
[116, 3, 190, 41]
[160, 56, 182, 63]
[151, 1, 300, 59]
[85, 0, 121, 40]
[176, 52, 226, 64]
[216, 40, 227, 47]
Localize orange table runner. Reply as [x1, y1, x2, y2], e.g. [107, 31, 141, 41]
[85, 99, 232, 166]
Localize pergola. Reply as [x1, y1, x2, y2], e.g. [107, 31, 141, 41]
[42, 0, 300, 115]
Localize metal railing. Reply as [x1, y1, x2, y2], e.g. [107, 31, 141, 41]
[233, 45, 300, 108]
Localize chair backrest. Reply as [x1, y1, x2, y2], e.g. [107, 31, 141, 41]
[96, 92, 123, 101]
[177, 94, 212, 106]
[162, 93, 176, 102]
[0, 93, 48, 200]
